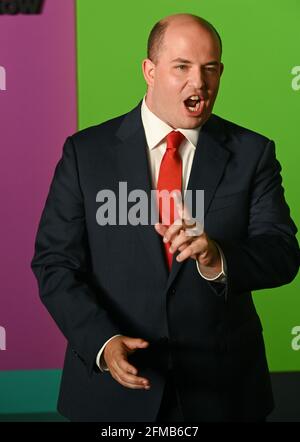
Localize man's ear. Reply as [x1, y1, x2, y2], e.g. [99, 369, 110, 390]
[142, 58, 156, 87]
[220, 63, 224, 77]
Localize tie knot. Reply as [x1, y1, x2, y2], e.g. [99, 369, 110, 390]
[166, 131, 185, 150]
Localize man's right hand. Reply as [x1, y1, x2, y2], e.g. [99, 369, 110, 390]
[103, 335, 151, 390]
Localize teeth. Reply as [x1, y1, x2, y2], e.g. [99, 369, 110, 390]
[189, 95, 200, 100]
[187, 101, 201, 112]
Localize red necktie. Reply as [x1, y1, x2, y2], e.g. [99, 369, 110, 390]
[157, 131, 185, 270]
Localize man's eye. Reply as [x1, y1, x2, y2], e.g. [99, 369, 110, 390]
[176, 65, 187, 70]
[205, 66, 217, 72]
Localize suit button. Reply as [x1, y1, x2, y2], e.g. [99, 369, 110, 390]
[170, 287, 176, 295]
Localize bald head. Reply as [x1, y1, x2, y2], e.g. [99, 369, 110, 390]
[142, 12, 224, 129]
[147, 14, 222, 64]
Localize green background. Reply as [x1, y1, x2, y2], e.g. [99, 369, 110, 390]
[76, 0, 300, 371]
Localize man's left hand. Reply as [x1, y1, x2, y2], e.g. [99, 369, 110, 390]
[154, 221, 222, 278]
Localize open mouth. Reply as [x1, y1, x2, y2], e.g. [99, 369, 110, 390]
[184, 95, 202, 112]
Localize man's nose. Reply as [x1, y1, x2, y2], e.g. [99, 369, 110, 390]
[189, 68, 205, 89]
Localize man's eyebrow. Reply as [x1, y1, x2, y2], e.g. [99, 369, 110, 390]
[204, 61, 220, 66]
[170, 58, 220, 66]
[171, 58, 192, 64]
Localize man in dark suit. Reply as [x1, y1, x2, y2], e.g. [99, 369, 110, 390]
[31, 13, 299, 422]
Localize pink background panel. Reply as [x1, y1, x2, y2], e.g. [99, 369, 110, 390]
[0, 0, 77, 370]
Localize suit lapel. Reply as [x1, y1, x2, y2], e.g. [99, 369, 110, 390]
[115, 103, 169, 282]
[165, 115, 231, 292]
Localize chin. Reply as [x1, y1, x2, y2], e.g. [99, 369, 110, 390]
[180, 118, 204, 129]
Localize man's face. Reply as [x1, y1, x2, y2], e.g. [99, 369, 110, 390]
[143, 21, 224, 129]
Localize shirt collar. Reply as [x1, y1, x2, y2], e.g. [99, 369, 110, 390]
[141, 96, 201, 150]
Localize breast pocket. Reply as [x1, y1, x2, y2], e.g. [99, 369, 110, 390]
[208, 190, 248, 213]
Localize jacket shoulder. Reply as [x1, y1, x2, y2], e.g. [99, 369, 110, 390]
[69, 112, 128, 147]
[212, 114, 271, 145]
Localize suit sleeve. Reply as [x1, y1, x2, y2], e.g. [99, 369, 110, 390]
[216, 139, 300, 296]
[31, 137, 121, 376]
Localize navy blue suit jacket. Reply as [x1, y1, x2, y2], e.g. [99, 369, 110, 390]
[31, 102, 299, 421]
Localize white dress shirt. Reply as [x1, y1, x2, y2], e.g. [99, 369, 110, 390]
[96, 97, 227, 371]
